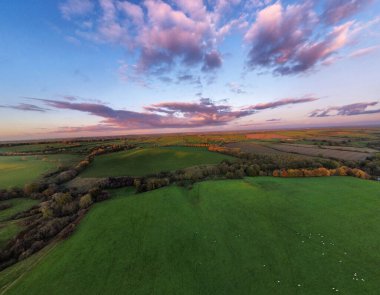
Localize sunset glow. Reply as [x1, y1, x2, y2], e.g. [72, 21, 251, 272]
[1, 0, 380, 140]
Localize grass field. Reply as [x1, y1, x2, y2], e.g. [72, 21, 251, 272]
[0, 198, 39, 248]
[0, 155, 81, 189]
[0, 199, 38, 222]
[80, 147, 235, 178]
[2, 177, 380, 295]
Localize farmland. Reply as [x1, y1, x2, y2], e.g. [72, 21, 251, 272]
[0, 155, 81, 189]
[268, 143, 373, 161]
[2, 177, 380, 295]
[80, 146, 235, 178]
[0, 127, 379, 295]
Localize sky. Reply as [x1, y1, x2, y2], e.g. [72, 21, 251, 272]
[0, 0, 380, 141]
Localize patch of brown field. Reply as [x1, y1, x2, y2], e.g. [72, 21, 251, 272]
[225, 142, 310, 159]
[285, 144, 378, 153]
[246, 133, 289, 140]
[268, 143, 373, 161]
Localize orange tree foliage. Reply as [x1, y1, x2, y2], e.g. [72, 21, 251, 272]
[273, 166, 369, 180]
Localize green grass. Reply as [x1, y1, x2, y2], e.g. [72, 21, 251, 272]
[80, 147, 235, 177]
[3, 177, 380, 295]
[0, 198, 39, 249]
[0, 198, 39, 222]
[0, 222, 21, 248]
[0, 154, 81, 189]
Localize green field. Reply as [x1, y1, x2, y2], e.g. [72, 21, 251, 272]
[0, 154, 80, 189]
[2, 177, 380, 294]
[0, 198, 39, 248]
[80, 147, 235, 177]
[0, 198, 38, 222]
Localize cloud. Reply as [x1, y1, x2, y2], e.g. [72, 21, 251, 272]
[309, 102, 380, 117]
[244, 2, 361, 75]
[60, 0, 245, 79]
[349, 45, 380, 58]
[322, 0, 373, 25]
[0, 103, 49, 112]
[227, 82, 246, 94]
[245, 97, 319, 111]
[21, 95, 318, 131]
[31, 98, 254, 129]
[266, 118, 281, 122]
[59, 0, 94, 20]
[202, 51, 223, 72]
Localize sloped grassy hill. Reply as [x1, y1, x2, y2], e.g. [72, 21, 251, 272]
[2, 177, 380, 294]
[0, 154, 81, 189]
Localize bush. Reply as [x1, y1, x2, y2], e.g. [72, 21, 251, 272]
[40, 205, 53, 219]
[79, 194, 93, 209]
[52, 193, 73, 206]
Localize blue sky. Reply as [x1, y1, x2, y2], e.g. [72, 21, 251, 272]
[0, 0, 380, 140]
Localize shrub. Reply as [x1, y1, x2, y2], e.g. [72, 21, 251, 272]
[40, 205, 53, 219]
[52, 193, 73, 206]
[79, 194, 93, 209]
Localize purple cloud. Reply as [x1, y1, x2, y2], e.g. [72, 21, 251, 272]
[33, 98, 253, 129]
[0, 103, 49, 112]
[244, 2, 359, 75]
[59, 0, 245, 78]
[202, 51, 223, 72]
[246, 97, 319, 111]
[322, 0, 373, 25]
[26, 95, 317, 131]
[309, 102, 380, 117]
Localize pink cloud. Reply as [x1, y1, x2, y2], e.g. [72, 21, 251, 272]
[309, 102, 380, 117]
[244, 2, 358, 75]
[349, 45, 380, 58]
[245, 97, 319, 110]
[21, 95, 317, 131]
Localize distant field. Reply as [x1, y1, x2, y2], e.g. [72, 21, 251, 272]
[0, 143, 80, 153]
[80, 147, 235, 178]
[283, 144, 378, 153]
[225, 142, 286, 155]
[225, 142, 313, 159]
[269, 144, 372, 161]
[0, 154, 80, 189]
[2, 177, 380, 295]
[246, 133, 289, 140]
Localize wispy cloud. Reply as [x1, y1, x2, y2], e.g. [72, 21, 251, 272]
[322, 0, 373, 25]
[245, 1, 354, 75]
[309, 102, 380, 117]
[349, 45, 380, 58]
[227, 82, 246, 94]
[59, 0, 94, 20]
[0, 103, 49, 112]
[15, 95, 318, 131]
[245, 97, 319, 111]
